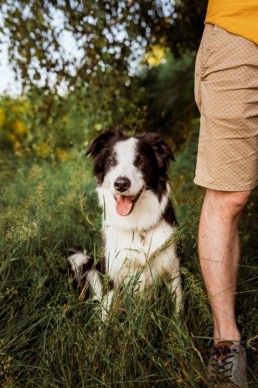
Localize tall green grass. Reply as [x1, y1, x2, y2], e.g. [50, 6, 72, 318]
[0, 140, 257, 386]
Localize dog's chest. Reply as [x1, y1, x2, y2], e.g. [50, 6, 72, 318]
[103, 220, 176, 284]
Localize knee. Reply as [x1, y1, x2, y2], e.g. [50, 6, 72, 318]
[226, 191, 251, 212]
[206, 190, 251, 218]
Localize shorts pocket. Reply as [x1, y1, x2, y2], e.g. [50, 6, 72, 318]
[199, 24, 217, 79]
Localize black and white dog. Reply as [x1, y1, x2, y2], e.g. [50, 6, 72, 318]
[69, 128, 182, 319]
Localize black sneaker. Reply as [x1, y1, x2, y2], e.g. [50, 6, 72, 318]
[208, 341, 248, 387]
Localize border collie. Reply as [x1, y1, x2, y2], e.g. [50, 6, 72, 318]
[69, 128, 182, 319]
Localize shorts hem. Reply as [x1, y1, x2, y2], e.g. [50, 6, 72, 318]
[194, 177, 258, 192]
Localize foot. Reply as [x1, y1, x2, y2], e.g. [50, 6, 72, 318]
[208, 341, 248, 387]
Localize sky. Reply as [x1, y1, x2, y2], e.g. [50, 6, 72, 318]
[0, 43, 21, 96]
[0, 8, 22, 97]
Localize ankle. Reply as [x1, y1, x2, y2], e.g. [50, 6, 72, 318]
[214, 328, 241, 345]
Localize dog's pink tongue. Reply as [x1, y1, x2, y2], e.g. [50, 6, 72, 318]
[115, 195, 133, 216]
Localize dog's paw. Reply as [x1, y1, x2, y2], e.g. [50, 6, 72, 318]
[68, 249, 91, 279]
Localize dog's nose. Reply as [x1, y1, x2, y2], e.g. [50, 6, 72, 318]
[114, 177, 131, 192]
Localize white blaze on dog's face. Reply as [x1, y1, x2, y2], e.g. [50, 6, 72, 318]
[102, 138, 145, 216]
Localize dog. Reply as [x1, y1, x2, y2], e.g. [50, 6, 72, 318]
[68, 128, 182, 319]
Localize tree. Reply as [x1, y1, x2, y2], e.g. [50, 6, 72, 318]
[0, 1, 207, 152]
[0, 0, 207, 90]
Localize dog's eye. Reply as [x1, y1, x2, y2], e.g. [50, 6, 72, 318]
[134, 156, 147, 169]
[107, 156, 117, 166]
[138, 158, 146, 168]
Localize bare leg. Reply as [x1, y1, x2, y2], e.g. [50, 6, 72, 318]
[198, 189, 250, 344]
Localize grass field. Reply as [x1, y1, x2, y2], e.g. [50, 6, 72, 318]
[1, 133, 257, 387]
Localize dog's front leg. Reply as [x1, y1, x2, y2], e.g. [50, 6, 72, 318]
[101, 289, 115, 321]
[167, 272, 183, 314]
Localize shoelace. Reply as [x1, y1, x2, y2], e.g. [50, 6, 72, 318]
[210, 346, 236, 378]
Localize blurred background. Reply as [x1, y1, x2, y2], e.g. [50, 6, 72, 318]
[0, 0, 206, 158]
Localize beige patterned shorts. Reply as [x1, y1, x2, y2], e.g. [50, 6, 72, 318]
[194, 24, 258, 191]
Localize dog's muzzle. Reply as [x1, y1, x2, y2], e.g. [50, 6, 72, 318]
[114, 186, 145, 216]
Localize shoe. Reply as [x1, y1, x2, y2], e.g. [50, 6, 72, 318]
[208, 341, 248, 387]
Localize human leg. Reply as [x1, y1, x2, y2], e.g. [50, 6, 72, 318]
[198, 189, 251, 344]
[195, 24, 257, 342]
[194, 24, 258, 386]
[199, 190, 249, 386]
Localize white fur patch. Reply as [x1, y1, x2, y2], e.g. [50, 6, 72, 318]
[87, 270, 103, 301]
[68, 250, 90, 278]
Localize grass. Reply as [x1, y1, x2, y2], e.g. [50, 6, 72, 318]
[0, 138, 257, 387]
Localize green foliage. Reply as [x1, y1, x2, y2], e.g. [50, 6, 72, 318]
[0, 154, 100, 256]
[172, 119, 202, 209]
[0, 96, 29, 151]
[169, 0, 208, 56]
[0, 144, 257, 387]
[0, 1, 207, 157]
[0, 79, 144, 159]
[141, 53, 198, 149]
[0, 1, 207, 89]
[0, 55, 197, 160]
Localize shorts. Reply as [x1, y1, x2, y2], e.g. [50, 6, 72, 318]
[194, 23, 258, 191]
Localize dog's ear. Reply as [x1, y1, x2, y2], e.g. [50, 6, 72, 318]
[85, 128, 124, 183]
[86, 128, 123, 158]
[141, 132, 175, 169]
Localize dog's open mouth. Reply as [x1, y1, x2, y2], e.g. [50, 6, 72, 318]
[114, 187, 145, 216]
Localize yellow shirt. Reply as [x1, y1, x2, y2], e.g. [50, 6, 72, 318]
[206, 0, 258, 45]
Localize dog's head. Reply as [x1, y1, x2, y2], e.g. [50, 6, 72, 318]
[86, 128, 175, 216]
